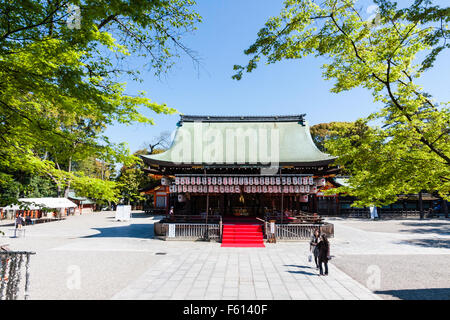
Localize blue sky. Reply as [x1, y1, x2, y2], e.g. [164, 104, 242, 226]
[104, 0, 450, 153]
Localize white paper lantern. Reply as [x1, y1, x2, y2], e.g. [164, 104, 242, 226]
[187, 185, 192, 193]
[223, 177, 228, 185]
[251, 186, 256, 193]
[220, 186, 224, 193]
[289, 186, 294, 193]
[270, 177, 275, 185]
[175, 177, 180, 185]
[265, 177, 269, 185]
[305, 185, 310, 193]
[300, 185, 305, 193]
[276, 177, 281, 185]
[309, 177, 314, 185]
[244, 177, 249, 185]
[196, 177, 201, 185]
[257, 186, 261, 193]
[207, 177, 212, 185]
[295, 186, 300, 193]
[239, 177, 243, 185]
[182, 185, 187, 192]
[233, 177, 238, 185]
[292, 177, 298, 185]
[268, 186, 273, 193]
[214, 186, 219, 193]
[287, 177, 292, 185]
[249, 177, 254, 185]
[281, 177, 286, 185]
[263, 186, 267, 193]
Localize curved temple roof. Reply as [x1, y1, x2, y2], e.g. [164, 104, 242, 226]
[142, 115, 336, 167]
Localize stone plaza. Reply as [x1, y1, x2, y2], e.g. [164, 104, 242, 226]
[1, 212, 449, 300]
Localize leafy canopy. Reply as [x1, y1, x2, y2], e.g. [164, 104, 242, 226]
[0, 0, 200, 204]
[234, 0, 449, 205]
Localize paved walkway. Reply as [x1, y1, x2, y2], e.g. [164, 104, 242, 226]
[112, 243, 380, 300]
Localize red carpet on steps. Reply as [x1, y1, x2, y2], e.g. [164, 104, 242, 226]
[221, 221, 265, 248]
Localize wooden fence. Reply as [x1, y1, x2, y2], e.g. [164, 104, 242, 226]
[337, 208, 423, 219]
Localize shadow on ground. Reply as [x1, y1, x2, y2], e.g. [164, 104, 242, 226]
[81, 223, 154, 239]
[105, 213, 163, 220]
[375, 288, 450, 300]
[398, 221, 450, 236]
[284, 264, 318, 276]
[397, 238, 450, 249]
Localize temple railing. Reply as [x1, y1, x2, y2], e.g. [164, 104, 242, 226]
[155, 223, 221, 241]
[0, 249, 35, 300]
[274, 223, 334, 241]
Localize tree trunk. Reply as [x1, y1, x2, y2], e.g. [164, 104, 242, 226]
[443, 199, 448, 219]
[419, 191, 424, 219]
[63, 156, 73, 198]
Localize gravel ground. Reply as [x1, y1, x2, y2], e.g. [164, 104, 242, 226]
[332, 254, 450, 300]
[326, 218, 450, 235]
[328, 218, 450, 300]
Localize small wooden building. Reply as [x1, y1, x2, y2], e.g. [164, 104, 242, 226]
[67, 191, 96, 214]
[140, 185, 170, 212]
[0, 198, 77, 220]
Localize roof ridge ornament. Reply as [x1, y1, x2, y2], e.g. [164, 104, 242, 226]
[180, 114, 306, 123]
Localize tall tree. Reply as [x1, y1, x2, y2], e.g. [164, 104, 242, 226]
[310, 122, 367, 152]
[233, 0, 449, 206]
[0, 1, 201, 203]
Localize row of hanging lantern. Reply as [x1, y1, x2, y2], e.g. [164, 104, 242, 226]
[173, 176, 326, 186]
[169, 184, 320, 194]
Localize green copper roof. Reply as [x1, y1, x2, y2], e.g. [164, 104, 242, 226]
[67, 190, 96, 204]
[334, 177, 350, 187]
[142, 115, 336, 167]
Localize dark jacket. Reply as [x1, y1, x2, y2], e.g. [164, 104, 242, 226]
[317, 240, 330, 261]
[310, 235, 320, 255]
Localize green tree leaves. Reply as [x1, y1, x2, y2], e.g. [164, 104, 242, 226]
[235, 0, 449, 205]
[0, 0, 200, 203]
